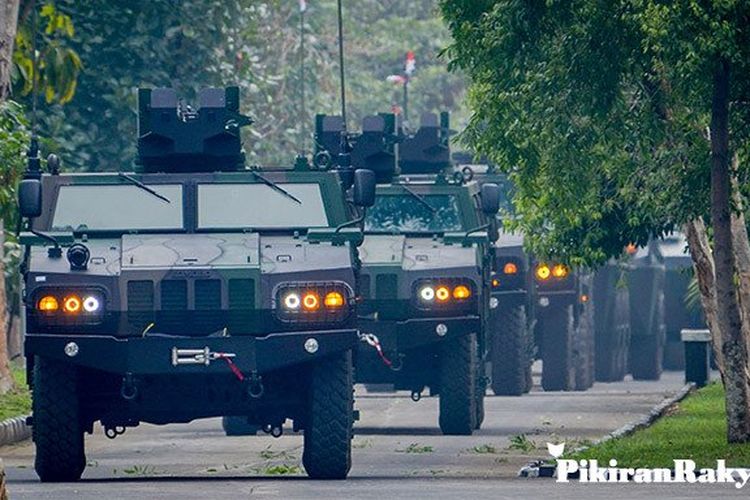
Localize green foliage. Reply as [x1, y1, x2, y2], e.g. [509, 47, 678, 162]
[28, 1, 463, 170]
[0, 361, 31, 421]
[440, 0, 750, 265]
[573, 383, 750, 468]
[13, 3, 81, 104]
[0, 101, 29, 227]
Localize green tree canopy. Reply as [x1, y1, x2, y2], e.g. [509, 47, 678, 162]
[440, 0, 750, 265]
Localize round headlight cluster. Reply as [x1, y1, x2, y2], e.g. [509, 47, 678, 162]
[535, 263, 569, 281]
[276, 282, 352, 324]
[415, 280, 475, 309]
[34, 288, 105, 325]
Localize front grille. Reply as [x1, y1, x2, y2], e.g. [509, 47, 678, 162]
[126, 278, 263, 336]
[127, 280, 154, 329]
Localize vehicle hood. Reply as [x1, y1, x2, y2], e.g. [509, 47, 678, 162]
[359, 235, 479, 273]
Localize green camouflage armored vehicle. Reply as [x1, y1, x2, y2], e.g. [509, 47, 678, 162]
[17, 87, 375, 481]
[314, 112, 500, 435]
[457, 163, 632, 393]
[656, 232, 704, 370]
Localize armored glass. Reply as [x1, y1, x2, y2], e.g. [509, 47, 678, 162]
[365, 194, 463, 233]
[197, 183, 328, 229]
[52, 184, 183, 231]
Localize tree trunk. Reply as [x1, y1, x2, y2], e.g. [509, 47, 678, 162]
[685, 218, 725, 374]
[0, 0, 21, 99]
[0, 220, 12, 394]
[730, 162, 750, 375]
[710, 59, 750, 443]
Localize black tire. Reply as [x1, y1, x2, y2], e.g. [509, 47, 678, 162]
[32, 356, 86, 483]
[302, 351, 354, 480]
[573, 300, 595, 391]
[594, 269, 630, 382]
[490, 305, 533, 396]
[630, 292, 666, 381]
[222, 416, 259, 436]
[475, 360, 486, 430]
[540, 305, 575, 391]
[439, 333, 477, 435]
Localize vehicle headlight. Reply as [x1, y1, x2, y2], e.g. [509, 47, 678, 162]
[275, 282, 353, 324]
[413, 279, 476, 311]
[33, 288, 106, 325]
[535, 262, 570, 281]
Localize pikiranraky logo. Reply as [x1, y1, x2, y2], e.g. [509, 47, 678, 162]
[547, 442, 750, 489]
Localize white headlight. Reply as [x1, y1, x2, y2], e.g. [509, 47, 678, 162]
[83, 296, 100, 312]
[284, 293, 301, 310]
[419, 286, 435, 301]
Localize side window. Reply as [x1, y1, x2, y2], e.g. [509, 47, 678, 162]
[472, 193, 488, 224]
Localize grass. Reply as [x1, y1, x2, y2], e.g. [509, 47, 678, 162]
[0, 361, 31, 421]
[573, 383, 750, 468]
[507, 434, 537, 452]
[396, 443, 434, 454]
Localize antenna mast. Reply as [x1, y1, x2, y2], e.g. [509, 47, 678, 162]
[335, 0, 353, 187]
[26, 0, 41, 179]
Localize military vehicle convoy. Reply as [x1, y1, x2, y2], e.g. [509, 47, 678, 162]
[460, 163, 667, 392]
[17, 87, 376, 481]
[314, 112, 500, 435]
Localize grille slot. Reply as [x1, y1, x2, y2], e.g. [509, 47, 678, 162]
[359, 274, 371, 299]
[195, 279, 221, 310]
[228, 279, 255, 309]
[161, 280, 188, 310]
[127, 280, 154, 328]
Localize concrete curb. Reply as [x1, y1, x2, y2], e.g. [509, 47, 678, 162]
[519, 382, 697, 477]
[0, 415, 31, 447]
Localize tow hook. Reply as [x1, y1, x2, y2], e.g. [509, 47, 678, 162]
[104, 425, 126, 439]
[411, 390, 422, 402]
[246, 371, 264, 399]
[120, 372, 138, 401]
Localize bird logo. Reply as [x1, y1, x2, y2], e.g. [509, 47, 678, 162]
[547, 442, 565, 459]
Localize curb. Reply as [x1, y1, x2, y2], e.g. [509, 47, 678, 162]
[0, 415, 31, 447]
[519, 382, 697, 477]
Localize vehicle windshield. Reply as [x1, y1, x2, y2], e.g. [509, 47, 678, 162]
[52, 184, 184, 231]
[365, 193, 464, 233]
[197, 182, 329, 229]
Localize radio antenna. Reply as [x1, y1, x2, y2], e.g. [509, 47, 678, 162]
[335, 0, 353, 187]
[26, 0, 41, 178]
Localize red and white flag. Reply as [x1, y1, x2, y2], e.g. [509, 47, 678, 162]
[386, 75, 407, 85]
[299, 0, 307, 12]
[404, 51, 416, 76]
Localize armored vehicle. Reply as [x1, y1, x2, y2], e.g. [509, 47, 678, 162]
[314, 112, 500, 434]
[17, 87, 376, 481]
[657, 232, 704, 370]
[458, 164, 632, 392]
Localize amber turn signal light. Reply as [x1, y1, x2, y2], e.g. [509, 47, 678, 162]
[324, 291, 345, 308]
[37, 295, 59, 312]
[503, 262, 518, 275]
[552, 264, 569, 278]
[453, 285, 471, 300]
[435, 286, 451, 302]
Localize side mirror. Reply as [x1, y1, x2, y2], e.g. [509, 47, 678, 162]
[18, 178, 42, 218]
[480, 183, 501, 215]
[353, 169, 376, 208]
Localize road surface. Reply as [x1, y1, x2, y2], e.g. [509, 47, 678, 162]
[2, 369, 741, 498]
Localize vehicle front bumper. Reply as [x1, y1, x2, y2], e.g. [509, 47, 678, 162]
[25, 329, 358, 376]
[358, 315, 480, 352]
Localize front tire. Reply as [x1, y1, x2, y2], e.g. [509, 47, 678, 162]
[302, 351, 353, 479]
[491, 304, 532, 396]
[32, 357, 86, 483]
[540, 305, 575, 391]
[439, 333, 477, 435]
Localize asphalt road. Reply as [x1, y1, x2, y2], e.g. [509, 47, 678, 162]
[2, 368, 742, 499]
